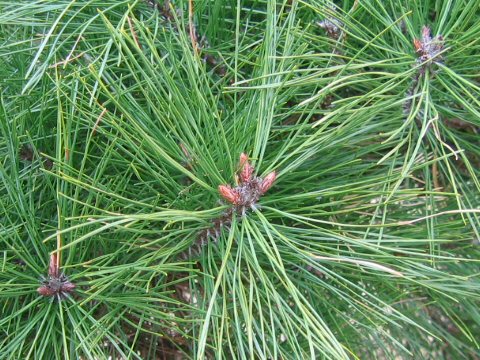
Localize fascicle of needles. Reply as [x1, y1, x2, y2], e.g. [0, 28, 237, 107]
[404, 26, 445, 116]
[316, 4, 347, 110]
[145, 0, 227, 77]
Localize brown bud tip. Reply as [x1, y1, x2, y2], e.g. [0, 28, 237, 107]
[413, 39, 422, 52]
[239, 153, 249, 167]
[241, 165, 254, 184]
[62, 282, 76, 292]
[260, 171, 276, 194]
[48, 253, 59, 278]
[37, 286, 54, 297]
[239, 153, 254, 183]
[218, 185, 240, 204]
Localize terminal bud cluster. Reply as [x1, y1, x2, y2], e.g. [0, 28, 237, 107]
[196, 153, 277, 247]
[37, 254, 75, 300]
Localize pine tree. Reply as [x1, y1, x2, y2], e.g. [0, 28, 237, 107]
[1, 1, 479, 358]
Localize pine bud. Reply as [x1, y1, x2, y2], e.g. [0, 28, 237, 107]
[48, 253, 59, 278]
[260, 171, 276, 194]
[37, 285, 55, 297]
[413, 38, 422, 53]
[239, 153, 248, 167]
[239, 153, 254, 183]
[218, 185, 240, 204]
[61, 282, 76, 292]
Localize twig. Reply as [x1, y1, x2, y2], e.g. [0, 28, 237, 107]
[49, 52, 86, 68]
[127, 16, 142, 49]
[188, 0, 198, 54]
[56, 232, 62, 270]
[92, 107, 108, 136]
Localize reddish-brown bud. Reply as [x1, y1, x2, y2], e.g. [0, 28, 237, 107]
[239, 153, 255, 183]
[413, 38, 422, 53]
[260, 171, 276, 194]
[37, 286, 55, 297]
[241, 164, 254, 183]
[218, 185, 240, 204]
[239, 153, 254, 183]
[48, 253, 59, 278]
[61, 282, 76, 292]
[239, 153, 248, 167]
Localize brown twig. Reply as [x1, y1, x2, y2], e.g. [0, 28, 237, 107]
[50, 34, 85, 68]
[56, 232, 62, 271]
[127, 16, 142, 49]
[92, 107, 108, 136]
[188, 0, 198, 54]
[50, 52, 86, 68]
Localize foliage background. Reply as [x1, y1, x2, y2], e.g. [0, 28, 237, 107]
[0, 0, 479, 359]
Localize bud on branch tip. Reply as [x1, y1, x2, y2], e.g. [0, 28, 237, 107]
[48, 253, 59, 278]
[218, 184, 240, 204]
[260, 171, 277, 194]
[239, 153, 254, 183]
